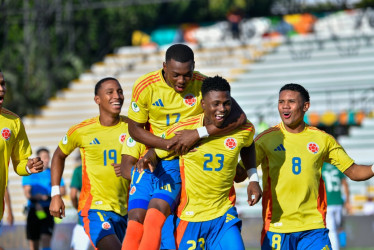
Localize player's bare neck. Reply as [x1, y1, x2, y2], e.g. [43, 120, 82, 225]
[284, 122, 305, 134]
[99, 114, 120, 127]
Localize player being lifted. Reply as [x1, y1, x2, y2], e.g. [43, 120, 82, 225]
[122, 44, 247, 250]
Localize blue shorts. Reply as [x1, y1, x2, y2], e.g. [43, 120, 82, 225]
[175, 207, 244, 250]
[161, 214, 178, 250]
[78, 209, 127, 247]
[261, 228, 331, 250]
[128, 158, 181, 212]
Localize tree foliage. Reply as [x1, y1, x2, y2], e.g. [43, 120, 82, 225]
[0, 0, 371, 116]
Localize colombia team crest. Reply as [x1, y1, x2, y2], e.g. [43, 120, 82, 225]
[102, 222, 111, 230]
[1, 128, 11, 141]
[129, 186, 136, 195]
[307, 142, 319, 154]
[183, 93, 197, 107]
[119, 133, 126, 144]
[224, 137, 237, 150]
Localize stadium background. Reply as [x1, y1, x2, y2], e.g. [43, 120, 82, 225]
[1, 0, 374, 249]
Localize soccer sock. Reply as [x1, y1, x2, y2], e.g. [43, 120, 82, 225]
[122, 220, 144, 250]
[138, 208, 167, 250]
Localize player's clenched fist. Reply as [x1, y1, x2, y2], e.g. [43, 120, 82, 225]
[49, 196, 65, 219]
[27, 157, 44, 173]
[247, 181, 262, 206]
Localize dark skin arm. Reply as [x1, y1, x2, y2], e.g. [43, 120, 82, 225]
[116, 154, 139, 180]
[128, 119, 179, 151]
[239, 143, 262, 206]
[49, 146, 68, 219]
[343, 163, 374, 181]
[135, 148, 160, 173]
[70, 187, 79, 210]
[234, 163, 248, 183]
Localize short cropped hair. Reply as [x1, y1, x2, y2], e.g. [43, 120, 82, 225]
[201, 76, 231, 97]
[94, 77, 119, 95]
[280, 83, 310, 102]
[36, 147, 49, 156]
[165, 44, 194, 63]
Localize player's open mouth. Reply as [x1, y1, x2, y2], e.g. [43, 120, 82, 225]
[283, 112, 291, 119]
[175, 85, 185, 91]
[215, 114, 225, 121]
[111, 101, 122, 108]
[0, 96, 4, 104]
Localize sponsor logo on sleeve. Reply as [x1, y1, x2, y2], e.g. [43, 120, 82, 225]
[126, 137, 136, 147]
[62, 135, 68, 144]
[131, 102, 140, 112]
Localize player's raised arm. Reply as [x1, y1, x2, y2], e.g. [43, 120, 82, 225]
[49, 146, 68, 219]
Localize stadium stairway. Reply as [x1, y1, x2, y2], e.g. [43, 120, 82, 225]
[6, 41, 277, 223]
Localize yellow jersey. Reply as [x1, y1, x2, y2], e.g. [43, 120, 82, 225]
[0, 108, 31, 220]
[58, 116, 130, 216]
[127, 69, 206, 136]
[255, 122, 354, 233]
[156, 114, 255, 222]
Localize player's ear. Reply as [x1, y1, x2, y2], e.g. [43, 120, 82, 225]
[201, 99, 205, 111]
[94, 95, 100, 105]
[303, 101, 310, 112]
[162, 62, 167, 72]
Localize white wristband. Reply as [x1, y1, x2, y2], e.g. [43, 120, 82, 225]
[247, 168, 259, 182]
[26, 165, 32, 174]
[371, 164, 374, 174]
[197, 126, 209, 138]
[51, 185, 61, 197]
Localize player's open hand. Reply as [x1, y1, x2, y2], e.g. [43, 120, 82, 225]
[172, 129, 200, 155]
[112, 163, 122, 177]
[49, 196, 65, 219]
[247, 181, 262, 206]
[136, 149, 158, 173]
[27, 157, 44, 173]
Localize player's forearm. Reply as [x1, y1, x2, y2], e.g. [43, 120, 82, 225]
[70, 190, 79, 210]
[51, 148, 67, 186]
[129, 123, 169, 150]
[121, 155, 138, 180]
[344, 163, 374, 181]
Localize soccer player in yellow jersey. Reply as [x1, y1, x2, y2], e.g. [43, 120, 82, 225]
[256, 83, 374, 250]
[0, 69, 44, 222]
[49, 77, 130, 250]
[137, 76, 262, 249]
[122, 44, 246, 250]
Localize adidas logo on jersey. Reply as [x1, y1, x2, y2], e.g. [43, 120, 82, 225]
[274, 144, 285, 151]
[152, 99, 164, 107]
[225, 214, 236, 223]
[90, 138, 100, 144]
